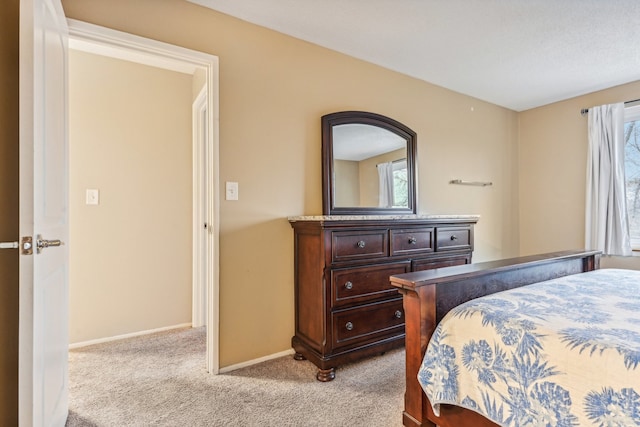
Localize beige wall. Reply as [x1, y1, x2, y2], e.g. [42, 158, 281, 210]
[61, 0, 520, 367]
[68, 50, 193, 343]
[334, 160, 359, 206]
[0, 0, 19, 422]
[518, 80, 640, 265]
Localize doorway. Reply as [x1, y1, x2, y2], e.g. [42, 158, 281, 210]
[66, 19, 220, 373]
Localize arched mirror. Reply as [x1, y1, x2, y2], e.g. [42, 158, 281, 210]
[322, 111, 417, 215]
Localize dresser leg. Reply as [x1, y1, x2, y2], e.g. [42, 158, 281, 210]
[293, 352, 306, 361]
[316, 368, 336, 382]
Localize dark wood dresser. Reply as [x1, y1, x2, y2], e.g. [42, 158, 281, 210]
[288, 215, 478, 381]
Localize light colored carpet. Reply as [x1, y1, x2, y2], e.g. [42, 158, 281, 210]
[66, 327, 405, 426]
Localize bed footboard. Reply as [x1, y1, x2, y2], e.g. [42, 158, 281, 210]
[389, 250, 601, 427]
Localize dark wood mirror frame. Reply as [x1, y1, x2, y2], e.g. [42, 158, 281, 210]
[322, 111, 417, 215]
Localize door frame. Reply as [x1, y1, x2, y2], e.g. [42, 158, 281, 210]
[192, 86, 208, 328]
[66, 19, 220, 373]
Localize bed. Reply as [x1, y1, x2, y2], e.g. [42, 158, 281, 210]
[389, 250, 640, 427]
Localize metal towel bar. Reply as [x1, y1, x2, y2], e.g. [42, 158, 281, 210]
[449, 179, 492, 187]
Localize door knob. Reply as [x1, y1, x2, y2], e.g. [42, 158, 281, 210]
[36, 234, 64, 254]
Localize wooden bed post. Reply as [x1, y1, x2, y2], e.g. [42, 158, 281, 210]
[397, 285, 436, 427]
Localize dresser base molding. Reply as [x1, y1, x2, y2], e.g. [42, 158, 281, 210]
[292, 334, 405, 381]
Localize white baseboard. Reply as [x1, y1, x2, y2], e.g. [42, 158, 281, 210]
[69, 323, 193, 349]
[219, 348, 295, 374]
[71, 326, 295, 374]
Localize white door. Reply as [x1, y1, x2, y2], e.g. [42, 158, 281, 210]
[19, 0, 69, 425]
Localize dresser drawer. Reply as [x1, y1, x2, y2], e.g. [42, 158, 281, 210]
[436, 226, 472, 251]
[390, 228, 434, 256]
[412, 254, 471, 271]
[332, 298, 404, 349]
[331, 229, 388, 262]
[332, 262, 410, 307]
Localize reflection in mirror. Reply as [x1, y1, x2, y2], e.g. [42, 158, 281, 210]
[332, 124, 408, 208]
[322, 111, 417, 215]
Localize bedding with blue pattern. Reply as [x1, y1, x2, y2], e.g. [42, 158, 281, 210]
[418, 268, 640, 426]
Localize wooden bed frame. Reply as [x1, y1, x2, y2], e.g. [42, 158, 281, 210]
[389, 249, 601, 427]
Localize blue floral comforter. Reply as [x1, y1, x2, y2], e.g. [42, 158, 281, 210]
[418, 268, 640, 427]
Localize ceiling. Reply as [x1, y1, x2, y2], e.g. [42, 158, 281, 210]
[333, 124, 406, 161]
[187, 0, 640, 112]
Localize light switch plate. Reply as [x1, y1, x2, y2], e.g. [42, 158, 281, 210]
[225, 182, 239, 201]
[86, 189, 99, 205]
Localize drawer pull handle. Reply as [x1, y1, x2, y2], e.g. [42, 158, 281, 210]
[408, 237, 417, 244]
[395, 310, 403, 319]
[344, 281, 353, 290]
[450, 235, 458, 241]
[345, 322, 354, 331]
[356, 240, 366, 248]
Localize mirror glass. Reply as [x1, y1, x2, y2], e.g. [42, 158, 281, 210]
[322, 111, 417, 215]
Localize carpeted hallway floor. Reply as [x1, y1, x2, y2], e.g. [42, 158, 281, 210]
[66, 327, 405, 426]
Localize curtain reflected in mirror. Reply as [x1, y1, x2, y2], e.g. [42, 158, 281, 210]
[378, 159, 408, 208]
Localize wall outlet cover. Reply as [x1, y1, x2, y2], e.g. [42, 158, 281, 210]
[225, 182, 238, 201]
[86, 189, 99, 205]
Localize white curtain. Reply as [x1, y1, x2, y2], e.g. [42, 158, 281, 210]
[585, 102, 632, 255]
[378, 162, 394, 208]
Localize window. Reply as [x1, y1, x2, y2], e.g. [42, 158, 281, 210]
[392, 159, 408, 208]
[624, 105, 640, 249]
